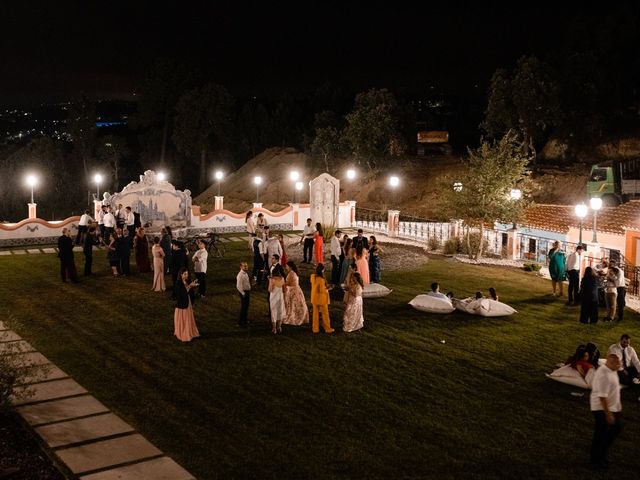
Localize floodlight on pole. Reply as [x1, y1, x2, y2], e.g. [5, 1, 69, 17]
[389, 176, 400, 188]
[590, 197, 602, 243]
[289, 171, 300, 182]
[215, 170, 224, 196]
[575, 203, 588, 246]
[509, 188, 522, 228]
[294, 181, 303, 203]
[93, 173, 103, 201]
[254, 176, 262, 202]
[157, 171, 167, 182]
[26, 174, 38, 204]
[346, 169, 356, 180]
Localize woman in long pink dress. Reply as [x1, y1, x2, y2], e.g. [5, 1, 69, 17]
[355, 245, 370, 285]
[313, 223, 324, 264]
[173, 268, 200, 342]
[151, 236, 165, 292]
[283, 261, 309, 326]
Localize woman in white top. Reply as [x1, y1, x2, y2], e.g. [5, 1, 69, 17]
[192, 239, 208, 298]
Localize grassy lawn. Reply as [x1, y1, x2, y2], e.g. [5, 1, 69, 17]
[2, 241, 639, 479]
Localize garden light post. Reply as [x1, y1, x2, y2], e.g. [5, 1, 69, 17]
[389, 175, 400, 207]
[346, 169, 356, 180]
[590, 197, 602, 243]
[575, 203, 588, 247]
[510, 188, 522, 229]
[93, 173, 103, 201]
[254, 176, 262, 203]
[215, 170, 224, 197]
[26, 174, 38, 204]
[289, 171, 300, 203]
[295, 181, 303, 203]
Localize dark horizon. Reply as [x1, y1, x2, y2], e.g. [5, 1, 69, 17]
[2, 1, 628, 104]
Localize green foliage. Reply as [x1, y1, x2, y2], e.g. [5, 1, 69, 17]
[320, 223, 336, 242]
[523, 262, 542, 272]
[482, 68, 517, 139]
[443, 237, 461, 255]
[310, 111, 345, 172]
[343, 88, 404, 169]
[459, 232, 489, 256]
[438, 132, 533, 259]
[97, 135, 130, 191]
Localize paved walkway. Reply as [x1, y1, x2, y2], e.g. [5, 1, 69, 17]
[0, 322, 194, 480]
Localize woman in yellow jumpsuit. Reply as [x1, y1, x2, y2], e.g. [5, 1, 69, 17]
[310, 264, 334, 334]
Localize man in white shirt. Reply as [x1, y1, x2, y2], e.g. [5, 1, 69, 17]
[607, 334, 640, 385]
[97, 205, 107, 243]
[236, 262, 251, 327]
[330, 229, 342, 285]
[124, 206, 136, 241]
[75, 210, 94, 245]
[263, 228, 282, 265]
[608, 260, 626, 321]
[589, 354, 622, 469]
[300, 218, 315, 263]
[564, 244, 583, 305]
[192, 240, 208, 298]
[103, 207, 116, 239]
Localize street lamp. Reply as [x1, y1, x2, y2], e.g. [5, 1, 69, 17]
[295, 181, 303, 203]
[575, 203, 588, 247]
[509, 188, 522, 229]
[93, 173, 103, 201]
[26, 174, 38, 204]
[346, 169, 356, 180]
[254, 176, 262, 203]
[590, 197, 602, 243]
[453, 182, 463, 192]
[215, 170, 224, 196]
[389, 176, 400, 207]
[157, 171, 167, 182]
[289, 171, 300, 202]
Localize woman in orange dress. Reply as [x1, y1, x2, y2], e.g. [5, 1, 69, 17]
[173, 267, 200, 342]
[313, 223, 324, 265]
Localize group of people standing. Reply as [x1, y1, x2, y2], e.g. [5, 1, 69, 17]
[547, 242, 626, 324]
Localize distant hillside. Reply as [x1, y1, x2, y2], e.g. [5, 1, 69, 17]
[195, 147, 592, 219]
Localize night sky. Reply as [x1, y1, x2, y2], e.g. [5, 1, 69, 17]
[0, 1, 625, 103]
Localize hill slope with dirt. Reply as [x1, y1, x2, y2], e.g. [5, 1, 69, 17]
[195, 148, 592, 218]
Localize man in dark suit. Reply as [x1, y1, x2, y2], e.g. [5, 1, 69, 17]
[58, 228, 77, 282]
[351, 229, 369, 251]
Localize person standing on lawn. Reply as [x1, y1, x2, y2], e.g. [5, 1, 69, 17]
[192, 239, 208, 298]
[310, 264, 334, 334]
[236, 262, 251, 327]
[57, 228, 77, 282]
[589, 354, 622, 469]
[300, 218, 315, 264]
[564, 244, 583, 305]
[548, 241, 566, 297]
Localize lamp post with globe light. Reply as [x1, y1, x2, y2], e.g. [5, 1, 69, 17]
[157, 171, 167, 182]
[575, 203, 588, 247]
[93, 173, 103, 201]
[289, 171, 300, 203]
[509, 188, 522, 229]
[215, 170, 224, 196]
[590, 197, 602, 243]
[295, 181, 303, 203]
[254, 176, 262, 203]
[26, 174, 38, 204]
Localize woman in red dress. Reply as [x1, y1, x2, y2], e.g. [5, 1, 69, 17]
[313, 223, 324, 265]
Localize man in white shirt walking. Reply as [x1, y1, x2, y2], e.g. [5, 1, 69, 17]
[124, 206, 136, 242]
[330, 229, 342, 285]
[236, 262, 251, 327]
[589, 354, 622, 469]
[300, 218, 315, 263]
[103, 207, 116, 239]
[75, 210, 94, 245]
[607, 334, 640, 385]
[565, 244, 583, 305]
[192, 239, 208, 298]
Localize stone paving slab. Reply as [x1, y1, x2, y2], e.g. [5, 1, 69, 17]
[0, 250, 12, 255]
[12, 378, 87, 405]
[229, 236, 244, 242]
[80, 456, 195, 480]
[219, 237, 230, 242]
[12, 351, 50, 366]
[27, 248, 42, 254]
[0, 330, 22, 342]
[12, 250, 27, 254]
[17, 395, 109, 426]
[42, 247, 57, 253]
[0, 340, 34, 354]
[17, 365, 69, 385]
[36, 413, 135, 448]
[56, 434, 163, 474]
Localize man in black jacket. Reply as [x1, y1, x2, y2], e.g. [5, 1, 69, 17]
[58, 228, 77, 282]
[83, 226, 99, 276]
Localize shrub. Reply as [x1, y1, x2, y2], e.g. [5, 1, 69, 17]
[460, 233, 489, 256]
[427, 236, 440, 251]
[443, 237, 461, 255]
[321, 224, 336, 242]
[523, 262, 542, 272]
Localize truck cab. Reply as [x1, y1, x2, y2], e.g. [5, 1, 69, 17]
[588, 160, 640, 206]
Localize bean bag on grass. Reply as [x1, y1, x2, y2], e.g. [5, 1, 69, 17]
[362, 283, 392, 298]
[409, 295, 455, 314]
[546, 364, 595, 389]
[453, 298, 517, 317]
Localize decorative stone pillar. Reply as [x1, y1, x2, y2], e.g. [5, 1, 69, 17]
[387, 210, 400, 238]
[27, 202, 37, 219]
[214, 196, 224, 211]
[346, 200, 357, 227]
[253, 202, 263, 210]
[507, 228, 520, 260]
[290, 203, 300, 229]
[93, 199, 103, 221]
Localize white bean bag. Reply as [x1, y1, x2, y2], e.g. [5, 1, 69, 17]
[362, 283, 392, 298]
[454, 298, 517, 317]
[546, 364, 595, 389]
[408, 295, 455, 314]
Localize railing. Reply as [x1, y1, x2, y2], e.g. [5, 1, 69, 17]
[355, 219, 388, 234]
[396, 221, 453, 243]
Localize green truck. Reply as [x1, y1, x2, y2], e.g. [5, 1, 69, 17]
[587, 159, 640, 205]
